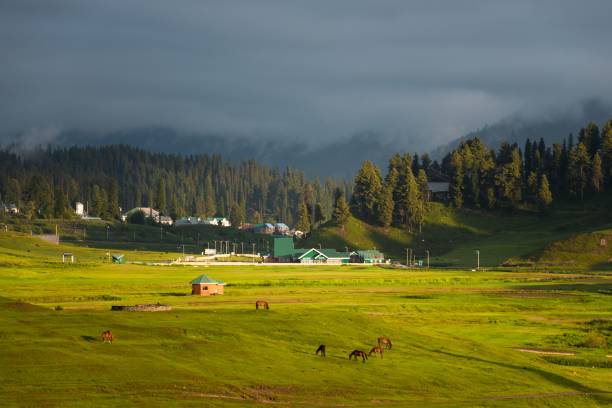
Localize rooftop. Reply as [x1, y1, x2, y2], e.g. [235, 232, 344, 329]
[191, 274, 225, 285]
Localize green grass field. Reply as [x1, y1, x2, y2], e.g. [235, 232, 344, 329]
[0, 232, 610, 406]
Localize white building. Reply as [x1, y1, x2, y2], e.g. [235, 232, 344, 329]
[203, 217, 231, 227]
[75, 202, 84, 216]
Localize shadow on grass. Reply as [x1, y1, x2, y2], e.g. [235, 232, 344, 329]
[81, 335, 97, 342]
[414, 345, 612, 404]
[514, 283, 611, 295]
[156, 292, 188, 297]
[590, 262, 612, 271]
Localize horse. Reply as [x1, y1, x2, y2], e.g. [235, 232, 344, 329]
[349, 350, 368, 362]
[315, 344, 326, 357]
[101, 330, 113, 344]
[378, 335, 392, 349]
[369, 346, 384, 358]
[255, 300, 269, 310]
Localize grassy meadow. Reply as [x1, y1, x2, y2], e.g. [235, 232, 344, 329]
[0, 232, 610, 406]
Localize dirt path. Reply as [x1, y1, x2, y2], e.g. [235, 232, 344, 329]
[515, 348, 575, 356]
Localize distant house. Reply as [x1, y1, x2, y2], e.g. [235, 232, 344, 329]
[292, 230, 305, 238]
[191, 274, 225, 296]
[427, 182, 450, 202]
[159, 215, 173, 226]
[127, 207, 161, 222]
[1, 203, 19, 215]
[175, 216, 201, 226]
[253, 223, 275, 235]
[354, 249, 385, 264]
[274, 223, 290, 235]
[75, 202, 84, 216]
[203, 217, 231, 227]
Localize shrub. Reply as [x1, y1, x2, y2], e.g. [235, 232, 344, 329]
[54, 305, 63, 311]
[580, 332, 607, 349]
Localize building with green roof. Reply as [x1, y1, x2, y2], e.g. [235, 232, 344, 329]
[191, 274, 225, 296]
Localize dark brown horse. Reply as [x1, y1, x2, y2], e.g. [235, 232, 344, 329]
[315, 344, 326, 357]
[101, 330, 113, 344]
[349, 350, 368, 362]
[255, 300, 269, 310]
[378, 335, 392, 349]
[369, 345, 384, 358]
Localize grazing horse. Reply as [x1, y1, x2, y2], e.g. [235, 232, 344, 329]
[349, 350, 368, 362]
[378, 335, 392, 349]
[101, 330, 113, 344]
[315, 344, 326, 357]
[255, 300, 269, 310]
[369, 346, 384, 358]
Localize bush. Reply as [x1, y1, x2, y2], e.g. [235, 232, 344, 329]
[54, 305, 63, 311]
[580, 332, 607, 348]
[127, 210, 146, 225]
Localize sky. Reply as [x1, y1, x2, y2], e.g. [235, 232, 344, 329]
[1, 1, 612, 151]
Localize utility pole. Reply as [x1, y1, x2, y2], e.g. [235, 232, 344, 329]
[476, 250, 480, 271]
[106, 225, 110, 240]
[160, 227, 163, 241]
[252, 243, 255, 263]
[426, 250, 430, 269]
[406, 248, 409, 267]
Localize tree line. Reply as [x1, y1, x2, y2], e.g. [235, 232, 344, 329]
[0, 145, 350, 229]
[335, 119, 612, 232]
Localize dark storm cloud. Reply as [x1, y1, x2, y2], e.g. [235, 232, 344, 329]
[1, 0, 612, 149]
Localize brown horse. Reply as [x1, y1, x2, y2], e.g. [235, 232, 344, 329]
[349, 350, 368, 362]
[315, 344, 326, 357]
[101, 330, 113, 344]
[369, 346, 384, 358]
[378, 335, 392, 349]
[255, 300, 269, 310]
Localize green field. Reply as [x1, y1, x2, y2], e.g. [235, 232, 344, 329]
[0, 232, 610, 407]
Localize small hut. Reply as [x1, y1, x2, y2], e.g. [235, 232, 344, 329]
[112, 254, 125, 264]
[191, 274, 225, 296]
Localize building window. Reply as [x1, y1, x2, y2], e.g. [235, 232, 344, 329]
[204, 286, 208, 290]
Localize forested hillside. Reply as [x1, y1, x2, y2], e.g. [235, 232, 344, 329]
[0, 145, 349, 226]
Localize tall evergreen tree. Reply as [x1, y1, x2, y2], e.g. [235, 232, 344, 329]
[377, 185, 394, 228]
[449, 151, 463, 208]
[332, 195, 350, 231]
[156, 178, 167, 214]
[108, 181, 120, 219]
[296, 201, 311, 232]
[351, 161, 383, 221]
[569, 143, 591, 201]
[591, 152, 603, 193]
[537, 174, 553, 214]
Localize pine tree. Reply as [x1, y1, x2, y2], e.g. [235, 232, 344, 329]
[108, 181, 120, 219]
[314, 203, 325, 227]
[204, 174, 215, 217]
[377, 185, 393, 228]
[296, 201, 311, 232]
[537, 174, 553, 213]
[449, 151, 463, 208]
[569, 143, 591, 201]
[526, 171, 538, 203]
[351, 160, 383, 221]
[602, 120, 612, 185]
[591, 152, 603, 193]
[229, 202, 245, 228]
[53, 187, 70, 218]
[156, 178, 167, 214]
[332, 195, 350, 231]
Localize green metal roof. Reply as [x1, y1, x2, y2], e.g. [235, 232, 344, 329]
[191, 274, 225, 285]
[356, 249, 384, 259]
[273, 236, 295, 257]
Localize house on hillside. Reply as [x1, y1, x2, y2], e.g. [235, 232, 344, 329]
[191, 274, 225, 296]
[159, 215, 173, 226]
[253, 223, 275, 235]
[274, 223, 290, 235]
[126, 207, 160, 222]
[427, 182, 450, 202]
[175, 216, 201, 226]
[1, 203, 19, 215]
[203, 217, 231, 227]
[75, 202, 84, 216]
[354, 249, 385, 264]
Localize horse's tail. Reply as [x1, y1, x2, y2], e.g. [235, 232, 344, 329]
[388, 339, 392, 349]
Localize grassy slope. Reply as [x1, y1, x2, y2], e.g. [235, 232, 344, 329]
[0, 232, 610, 406]
[303, 194, 612, 268]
